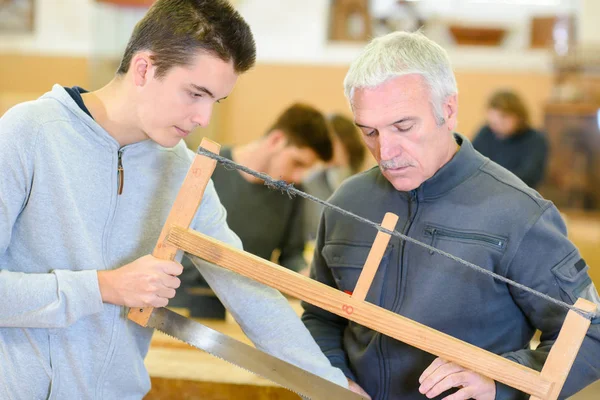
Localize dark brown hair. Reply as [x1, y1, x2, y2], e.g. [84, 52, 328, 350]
[267, 104, 333, 162]
[329, 114, 366, 173]
[117, 0, 255, 78]
[488, 90, 530, 130]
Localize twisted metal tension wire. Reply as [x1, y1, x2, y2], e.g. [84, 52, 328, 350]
[197, 147, 599, 320]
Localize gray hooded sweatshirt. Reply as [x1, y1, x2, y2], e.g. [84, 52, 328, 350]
[0, 85, 347, 399]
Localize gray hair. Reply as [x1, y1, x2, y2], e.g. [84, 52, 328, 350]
[344, 31, 458, 126]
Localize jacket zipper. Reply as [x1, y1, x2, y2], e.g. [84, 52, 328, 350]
[117, 150, 124, 195]
[424, 226, 505, 252]
[97, 149, 125, 397]
[379, 189, 418, 399]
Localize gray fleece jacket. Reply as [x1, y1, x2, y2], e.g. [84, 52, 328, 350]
[0, 85, 347, 399]
[303, 134, 600, 400]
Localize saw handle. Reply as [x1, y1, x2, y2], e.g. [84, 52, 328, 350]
[127, 138, 221, 326]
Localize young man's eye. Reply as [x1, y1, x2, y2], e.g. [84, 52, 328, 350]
[362, 129, 377, 137]
[189, 91, 203, 98]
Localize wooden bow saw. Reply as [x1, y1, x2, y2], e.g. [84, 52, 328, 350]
[128, 138, 596, 400]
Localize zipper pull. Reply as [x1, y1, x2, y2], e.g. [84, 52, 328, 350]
[428, 228, 436, 255]
[410, 189, 418, 202]
[117, 150, 124, 195]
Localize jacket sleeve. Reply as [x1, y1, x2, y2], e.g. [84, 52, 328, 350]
[300, 213, 356, 381]
[188, 183, 348, 388]
[499, 204, 600, 399]
[0, 105, 104, 329]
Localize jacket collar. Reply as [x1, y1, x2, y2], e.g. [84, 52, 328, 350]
[411, 133, 486, 201]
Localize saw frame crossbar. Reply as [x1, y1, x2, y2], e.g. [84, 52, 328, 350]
[128, 139, 596, 400]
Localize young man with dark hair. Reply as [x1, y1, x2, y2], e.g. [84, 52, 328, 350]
[176, 103, 334, 310]
[0, 1, 347, 398]
[195, 102, 333, 272]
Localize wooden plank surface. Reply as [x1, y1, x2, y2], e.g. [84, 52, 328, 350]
[145, 378, 299, 400]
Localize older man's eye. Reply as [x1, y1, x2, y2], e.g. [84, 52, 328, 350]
[395, 124, 413, 133]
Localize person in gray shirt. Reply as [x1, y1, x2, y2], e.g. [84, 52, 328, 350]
[215, 103, 333, 272]
[175, 103, 334, 315]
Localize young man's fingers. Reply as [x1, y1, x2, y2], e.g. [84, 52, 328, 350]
[162, 275, 181, 289]
[157, 287, 176, 299]
[160, 261, 184, 276]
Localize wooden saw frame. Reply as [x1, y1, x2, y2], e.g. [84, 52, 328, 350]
[128, 138, 596, 400]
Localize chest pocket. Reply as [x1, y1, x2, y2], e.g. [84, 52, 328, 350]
[322, 242, 393, 306]
[423, 224, 507, 254]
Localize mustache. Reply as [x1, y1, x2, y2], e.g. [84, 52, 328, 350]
[380, 158, 414, 170]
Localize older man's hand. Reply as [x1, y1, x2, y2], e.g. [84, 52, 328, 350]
[418, 357, 496, 400]
[348, 378, 372, 399]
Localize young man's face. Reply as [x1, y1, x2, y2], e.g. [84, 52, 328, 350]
[137, 52, 238, 148]
[263, 131, 320, 184]
[352, 74, 458, 192]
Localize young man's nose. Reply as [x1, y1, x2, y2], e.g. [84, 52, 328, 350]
[191, 103, 214, 128]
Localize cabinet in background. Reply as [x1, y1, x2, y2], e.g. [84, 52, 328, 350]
[539, 103, 600, 210]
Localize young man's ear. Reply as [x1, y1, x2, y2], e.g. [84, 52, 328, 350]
[265, 129, 287, 151]
[131, 52, 154, 87]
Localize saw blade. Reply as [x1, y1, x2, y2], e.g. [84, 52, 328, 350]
[146, 307, 366, 400]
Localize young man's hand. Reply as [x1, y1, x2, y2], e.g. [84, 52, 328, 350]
[418, 357, 496, 400]
[97, 255, 183, 308]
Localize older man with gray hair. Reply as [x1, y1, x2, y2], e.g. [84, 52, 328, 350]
[302, 31, 600, 400]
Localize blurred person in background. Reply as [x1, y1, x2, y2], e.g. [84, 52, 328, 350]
[303, 113, 367, 242]
[174, 103, 334, 315]
[472, 90, 548, 189]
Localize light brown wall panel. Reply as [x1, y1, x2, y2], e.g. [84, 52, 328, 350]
[1, 55, 554, 146]
[217, 63, 553, 147]
[454, 71, 553, 138]
[0, 53, 89, 93]
[0, 54, 90, 115]
[217, 64, 352, 146]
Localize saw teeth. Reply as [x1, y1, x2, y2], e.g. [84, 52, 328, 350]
[153, 327, 308, 399]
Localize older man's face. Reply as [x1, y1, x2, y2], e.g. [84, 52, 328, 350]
[352, 74, 458, 191]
